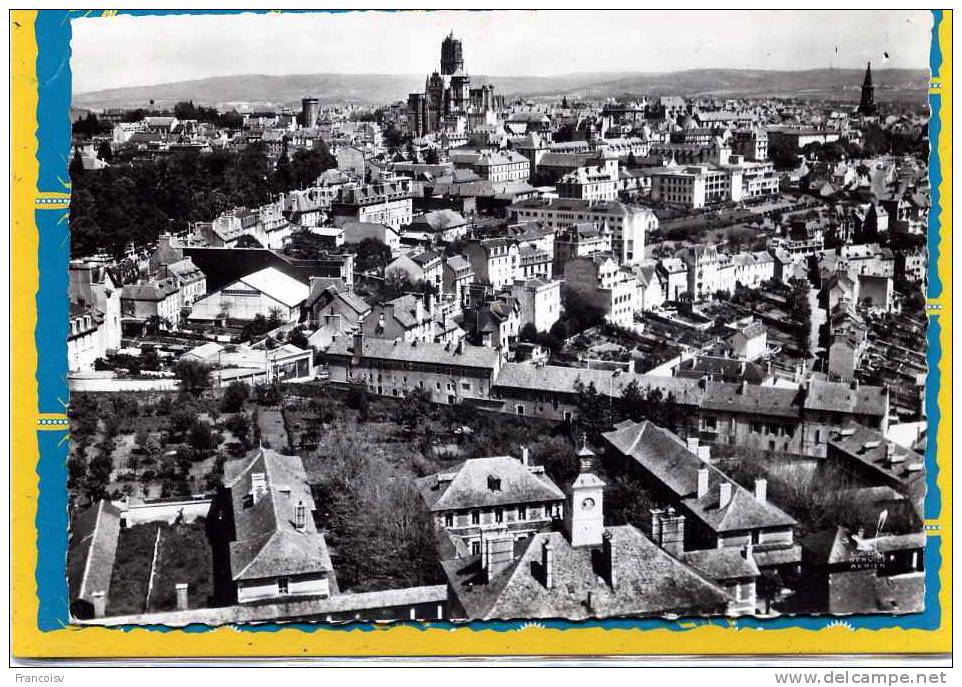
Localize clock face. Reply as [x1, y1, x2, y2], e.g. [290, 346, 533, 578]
[581, 497, 595, 511]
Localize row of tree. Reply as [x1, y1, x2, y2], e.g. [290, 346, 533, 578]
[70, 140, 335, 259]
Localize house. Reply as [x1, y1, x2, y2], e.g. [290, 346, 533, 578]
[121, 278, 182, 327]
[408, 209, 469, 242]
[207, 448, 337, 604]
[181, 341, 314, 387]
[563, 254, 639, 328]
[340, 221, 402, 254]
[442, 255, 475, 305]
[442, 444, 733, 620]
[466, 238, 520, 291]
[824, 424, 925, 518]
[303, 279, 371, 330]
[727, 320, 767, 362]
[418, 451, 565, 559]
[657, 257, 689, 301]
[602, 420, 801, 575]
[324, 333, 502, 405]
[67, 304, 106, 373]
[461, 294, 521, 350]
[801, 526, 924, 615]
[188, 267, 309, 323]
[69, 261, 122, 353]
[511, 277, 562, 333]
[385, 250, 444, 291]
[361, 293, 436, 344]
[67, 500, 122, 620]
[164, 257, 207, 308]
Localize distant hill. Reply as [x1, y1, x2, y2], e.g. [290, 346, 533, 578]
[73, 68, 929, 110]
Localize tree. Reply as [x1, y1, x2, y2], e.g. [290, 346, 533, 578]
[96, 141, 113, 163]
[394, 386, 434, 439]
[221, 381, 250, 413]
[519, 322, 539, 343]
[174, 359, 211, 396]
[757, 570, 783, 614]
[188, 420, 218, 452]
[253, 381, 282, 407]
[345, 382, 370, 421]
[573, 379, 611, 443]
[69, 150, 85, 179]
[425, 148, 440, 165]
[288, 328, 310, 350]
[354, 238, 393, 273]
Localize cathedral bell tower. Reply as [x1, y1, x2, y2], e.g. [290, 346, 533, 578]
[564, 435, 606, 547]
[858, 61, 877, 116]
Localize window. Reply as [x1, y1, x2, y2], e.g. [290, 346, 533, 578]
[518, 506, 527, 521]
[516, 404, 525, 416]
[471, 540, 481, 555]
[444, 513, 454, 528]
[471, 510, 480, 525]
[461, 382, 471, 391]
[751, 422, 762, 434]
[495, 508, 503, 524]
[278, 577, 290, 595]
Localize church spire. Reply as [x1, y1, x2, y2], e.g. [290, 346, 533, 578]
[863, 61, 874, 87]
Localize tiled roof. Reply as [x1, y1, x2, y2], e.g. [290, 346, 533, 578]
[326, 335, 500, 371]
[804, 379, 888, 417]
[224, 448, 333, 582]
[603, 421, 796, 533]
[67, 500, 122, 606]
[443, 526, 731, 620]
[683, 547, 759, 581]
[829, 424, 925, 494]
[417, 455, 564, 512]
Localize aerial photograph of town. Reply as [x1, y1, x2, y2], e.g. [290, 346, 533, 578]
[64, 10, 933, 625]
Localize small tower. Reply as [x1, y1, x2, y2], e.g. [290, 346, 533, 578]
[564, 435, 606, 547]
[858, 61, 877, 116]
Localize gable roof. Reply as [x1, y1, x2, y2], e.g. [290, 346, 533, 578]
[418, 455, 564, 512]
[224, 448, 333, 582]
[237, 267, 309, 308]
[67, 500, 122, 606]
[443, 526, 731, 620]
[603, 421, 796, 533]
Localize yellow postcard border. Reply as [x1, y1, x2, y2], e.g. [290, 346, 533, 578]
[10, 9, 952, 658]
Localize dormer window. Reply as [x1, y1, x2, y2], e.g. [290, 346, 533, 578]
[487, 475, 501, 492]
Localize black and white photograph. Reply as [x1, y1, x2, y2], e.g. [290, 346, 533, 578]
[64, 9, 932, 626]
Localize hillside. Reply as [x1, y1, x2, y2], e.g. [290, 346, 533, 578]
[73, 68, 930, 110]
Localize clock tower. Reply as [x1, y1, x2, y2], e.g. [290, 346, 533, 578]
[564, 436, 606, 547]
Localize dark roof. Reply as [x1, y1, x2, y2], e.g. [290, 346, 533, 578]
[683, 547, 759, 581]
[326, 335, 500, 371]
[67, 500, 122, 606]
[829, 424, 925, 500]
[603, 421, 796, 533]
[443, 526, 731, 620]
[701, 383, 803, 419]
[417, 456, 564, 512]
[224, 448, 333, 582]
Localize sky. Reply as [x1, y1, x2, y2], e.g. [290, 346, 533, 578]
[71, 10, 934, 94]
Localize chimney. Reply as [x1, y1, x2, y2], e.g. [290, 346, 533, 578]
[352, 331, 364, 363]
[602, 530, 617, 588]
[697, 468, 709, 499]
[251, 472, 267, 504]
[295, 500, 307, 531]
[542, 541, 554, 589]
[719, 482, 733, 509]
[520, 444, 529, 467]
[650, 508, 664, 543]
[483, 532, 515, 581]
[91, 591, 106, 618]
[175, 583, 189, 611]
[660, 508, 686, 557]
[754, 478, 767, 503]
[739, 380, 748, 395]
[686, 437, 700, 454]
[886, 443, 904, 463]
[455, 338, 464, 355]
